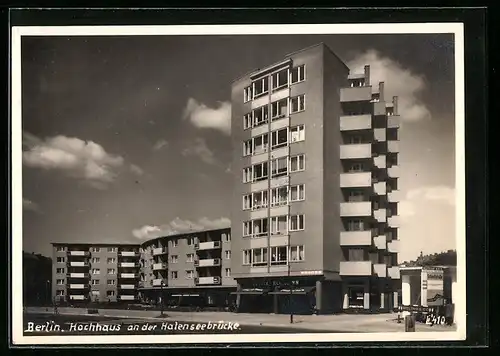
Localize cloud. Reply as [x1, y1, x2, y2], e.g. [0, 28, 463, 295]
[406, 185, 456, 206]
[183, 98, 231, 135]
[23, 198, 41, 213]
[398, 200, 417, 219]
[181, 138, 216, 165]
[22, 132, 129, 189]
[132, 217, 231, 240]
[153, 139, 168, 151]
[129, 164, 144, 176]
[347, 50, 431, 122]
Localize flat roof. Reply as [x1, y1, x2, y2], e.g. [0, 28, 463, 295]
[51, 242, 140, 247]
[141, 227, 231, 245]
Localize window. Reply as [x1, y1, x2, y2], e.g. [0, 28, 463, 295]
[91, 257, 100, 263]
[171, 255, 178, 263]
[252, 190, 268, 210]
[252, 218, 268, 237]
[243, 113, 253, 129]
[290, 125, 305, 142]
[289, 246, 305, 262]
[243, 194, 252, 210]
[187, 254, 194, 263]
[252, 248, 268, 266]
[271, 187, 288, 207]
[271, 246, 288, 265]
[252, 77, 269, 98]
[290, 95, 305, 113]
[56, 257, 65, 263]
[369, 252, 379, 264]
[186, 270, 194, 279]
[56, 268, 65, 274]
[225, 268, 231, 277]
[270, 215, 288, 235]
[271, 98, 288, 120]
[56, 279, 64, 285]
[172, 240, 178, 248]
[171, 271, 178, 279]
[291, 65, 305, 84]
[253, 105, 269, 127]
[347, 219, 365, 231]
[253, 133, 269, 155]
[91, 247, 100, 252]
[348, 190, 365, 202]
[271, 128, 288, 149]
[225, 251, 231, 259]
[272, 69, 289, 90]
[107, 279, 116, 285]
[271, 157, 288, 177]
[348, 248, 365, 261]
[289, 214, 305, 231]
[56, 246, 65, 252]
[243, 167, 252, 183]
[243, 250, 252, 265]
[243, 140, 253, 156]
[290, 184, 305, 202]
[187, 238, 194, 246]
[347, 135, 363, 144]
[244, 86, 253, 102]
[107, 268, 116, 275]
[290, 154, 305, 172]
[107, 258, 116, 264]
[56, 290, 65, 296]
[223, 233, 231, 242]
[91, 268, 101, 275]
[253, 162, 269, 182]
[107, 290, 116, 297]
[107, 247, 117, 252]
[91, 279, 100, 285]
[349, 163, 365, 172]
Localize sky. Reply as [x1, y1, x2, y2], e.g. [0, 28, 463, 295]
[19, 33, 456, 262]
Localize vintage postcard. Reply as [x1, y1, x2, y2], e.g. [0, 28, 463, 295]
[11, 22, 466, 345]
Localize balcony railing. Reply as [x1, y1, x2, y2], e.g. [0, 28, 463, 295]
[67, 251, 89, 256]
[388, 190, 400, 203]
[153, 263, 168, 270]
[195, 241, 222, 251]
[340, 202, 372, 217]
[388, 215, 400, 228]
[194, 258, 221, 267]
[388, 266, 400, 279]
[152, 247, 167, 256]
[340, 231, 372, 246]
[119, 284, 137, 290]
[388, 141, 399, 153]
[68, 284, 87, 289]
[120, 273, 138, 278]
[387, 240, 400, 253]
[340, 144, 372, 159]
[340, 86, 372, 102]
[119, 251, 139, 257]
[68, 261, 89, 267]
[152, 278, 165, 287]
[373, 263, 387, 278]
[69, 295, 86, 300]
[195, 276, 221, 285]
[119, 295, 136, 301]
[339, 261, 373, 276]
[388, 166, 400, 178]
[66, 273, 89, 278]
[340, 172, 372, 188]
[340, 114, 372, 131]
[119, 262, 139, 268]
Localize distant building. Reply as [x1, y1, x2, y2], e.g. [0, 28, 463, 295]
[23, 252, 52, 305]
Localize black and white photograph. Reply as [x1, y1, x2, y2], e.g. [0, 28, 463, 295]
[11, 22, 467, 345]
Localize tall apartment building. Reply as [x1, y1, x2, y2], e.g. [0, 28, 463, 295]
[51, 243, 141, 303]
[230, 43, 400, 314]
[137, 228, 236, 307]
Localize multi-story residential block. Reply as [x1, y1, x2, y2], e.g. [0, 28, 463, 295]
[51, 243, 141, 303]
[230, 43, 400, 314]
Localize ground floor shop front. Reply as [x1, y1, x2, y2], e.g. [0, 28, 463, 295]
[138, 287, 237, 310]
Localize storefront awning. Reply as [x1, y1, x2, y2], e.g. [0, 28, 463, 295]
[269, 286, 316, 295]
[230, 288, 269, 295]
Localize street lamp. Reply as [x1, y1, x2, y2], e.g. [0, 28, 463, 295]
[160, 280, 165, 316]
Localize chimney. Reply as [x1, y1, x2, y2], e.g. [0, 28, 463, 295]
[364, 65, 370, 85]
[379, 82, 385, 101]
[393, 96, 399, 115]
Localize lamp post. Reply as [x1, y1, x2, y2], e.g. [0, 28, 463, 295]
[160, 280, 165, 316]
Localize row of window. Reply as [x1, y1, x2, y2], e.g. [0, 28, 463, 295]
[242, 245, 305, 266]
[243, 65, 306, 102]
[345, 248, 397, 266]
[56, 246, 126, 253]
[243, 184, 305, 210]
[160, 268, 232, 280]
[147, 234, 231, 251]
[243, 154, 305, 183]
[243, 95, 305, 130]
[163, 251, 231, 264]
[243, 125, 305, 157]
[54, 290, 120, 297]
[56, 257, 121, 264]
[243, 214, 305, 238]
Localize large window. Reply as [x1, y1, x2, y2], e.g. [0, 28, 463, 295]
[252, 190, 268, 210]
[253, 133, 269, 155]
[252, 218, 268, 237]
[290, 184, 305, 202]
[252, 248, 268, 267]
[270, 246, 288, 265]
[290, 125, 305, 142]
[271, 69, 289, 90]
[243, 167, 252, 183]
[291, 65, 306, 84]
[290, 95, 305, 113]
[348, 162, 365, 172]
[243, 250, 252, 265]
[270, 215, 288, 235]
[289, 245, 305, 262]
[347, 219, 365, 231]
[271, 128, 288, 149]
[253, 162, 268, 181]
[271, 98, 288, 120]
[271, 157, 288, 177]
[253, 77, 269, 98]
[348, 248, 365, 261]
[244, 86, 253, 103]
[243, 140, 253, 156]
[243, 194, 252, 210]
[253, 105, 269, 127]
[289, 214, 305, 231]
[243, 113, 253, 130]
[348, 190, 366, 202]
[290, 154, 305, 172]
[271, 186, 288, 206]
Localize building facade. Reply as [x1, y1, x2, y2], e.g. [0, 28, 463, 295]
[230, 43, 401, 314]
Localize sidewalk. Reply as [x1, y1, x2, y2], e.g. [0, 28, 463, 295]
[24, 307, 456, 333]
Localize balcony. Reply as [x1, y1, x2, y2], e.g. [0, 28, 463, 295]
[387, 240, 400, 253]
[69, 295, 86, 300]
[195, 241, 221, 251]
[340, 172, 372, 188]
[67, 251, 89, 256]
[388, 266, 400, 279]
[388, 166, 400, 178]
[119, 262, 138, 268]
[340, 202, 371, 217]
[67, 273, 88, 278]
[373, 209, 387, 223]
[152, 278, 165, 287]
[388, 190, 400, 203]
[152, 247, 167, 256]
[373, 235, 387, 250]
[388, 141, 399, 153]
[373, 155, 386, 169]
[374, 128, 386, 142]
[373, 264, 387, 277]
[340, 144, 372, 159]
[339, 114, 371, 131]
[340, 261, 373, 276]
[373, 181, 386, 195]
[69, 284, 86, 289]
[119, 251, 139, 257]
[194, 258, 221, 267]
[340, 231, 372, 246]
[153, 263, 168, 270]
[388, 216, 400, 228]
[120, 273, 137, 278]
[340, 86, 372, 102]
[270, 175, 289, 189]
[119, 295, 136, 301]
[195, 276, 221, 285]
[373, 101, 387, 116]
[119, 284, 136, 290]
[69, 261, 88, 267]
[387, 116, 400, 128]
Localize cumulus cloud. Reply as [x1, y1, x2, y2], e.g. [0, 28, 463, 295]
[398, 200, 417, 219]
[129, 164, 144, 176]
[406, 185, 456, 206]
[182, 138, 217, 165]
[348, 50, 431, 122]
[132, 216, 231, 240]
[22, 132, 133, 189]
[183, 98, 231, 135]
[153, 139, 168, 151]
[23, 198, 41, 213]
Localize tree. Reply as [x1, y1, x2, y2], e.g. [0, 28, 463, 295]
[401, 250, 456, 267]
